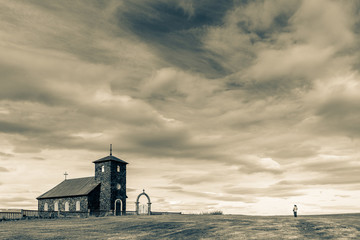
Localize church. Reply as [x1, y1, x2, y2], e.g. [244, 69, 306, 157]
[37, 147, 128, 217]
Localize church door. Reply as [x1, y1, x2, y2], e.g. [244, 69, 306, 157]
[114, 199, 122, 216]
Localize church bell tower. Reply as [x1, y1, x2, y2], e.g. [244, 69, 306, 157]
[93, 145, 128, 215]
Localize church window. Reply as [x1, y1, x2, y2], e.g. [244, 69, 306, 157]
[54, 201, 59, 211]
[101, 165, 105, 172]
[117, 183, 121, 190]
[117, 165, 120, 172]
[44, 203, 48, 211]
[76, 201, 80, 211]
[65, 202, 69, 211]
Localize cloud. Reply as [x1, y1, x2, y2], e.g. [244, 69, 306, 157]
[0, 1, 123, 64]
[233, 155, 283, 175]
[0, 167, 9, 172]
[0, 196, 31, 202]
[316, 98, 360, 137]
[204, 0, 356, 97]
[298, 157, 360, 186]
[0, 196, 35, 208]
[203, 0, 300, 73]
[292, 0, 354, 49]
[0, 120, 45, 135]
[155, 186, 183, 191]
[267, 144, 319, 160]
[141, 68, 220, 107]
[0, 62, 65, 105]
[240, 0, 356, 94]
[273, 155, 360, 188]
[0, 152, 14, 158]
[126, 187, 137, 193]
[302, 74, 360, 138]
[115, 0, 233, 77]
[170, 175, 218, 185]
[244, 45, 334, 87]
[223, 183, 305, 198]
[160, 185, 251, 203]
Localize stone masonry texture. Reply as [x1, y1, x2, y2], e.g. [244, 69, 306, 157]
[94, 160, 127, 214]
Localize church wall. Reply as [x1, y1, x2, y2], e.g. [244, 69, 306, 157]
[95, 161, 112, 212]
[38, 196, 88, 218]
[88, 185, 101, 214]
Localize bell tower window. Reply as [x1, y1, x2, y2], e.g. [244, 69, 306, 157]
[117, 165, 120, 172]
[101, 165, 105, 172]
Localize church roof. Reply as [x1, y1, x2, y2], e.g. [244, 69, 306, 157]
[92, 155, 128, 164]
[37, 177, 99, 199]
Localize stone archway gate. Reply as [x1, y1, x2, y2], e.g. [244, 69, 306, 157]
[135, 190, 151, 215]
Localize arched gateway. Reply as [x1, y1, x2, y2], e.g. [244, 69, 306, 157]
[135, 190, 151, 215]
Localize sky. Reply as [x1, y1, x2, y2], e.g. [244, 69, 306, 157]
[0, 0, 360, 216]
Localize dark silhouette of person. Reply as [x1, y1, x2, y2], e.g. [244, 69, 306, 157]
[293, 205, 298, 217]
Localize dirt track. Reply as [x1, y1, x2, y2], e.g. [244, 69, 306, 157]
[1, 214, 359, 239]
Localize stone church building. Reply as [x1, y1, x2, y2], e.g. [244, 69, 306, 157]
[37, 151, 128, 217]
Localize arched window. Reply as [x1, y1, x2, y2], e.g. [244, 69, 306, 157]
[65, 202, 69, 211]
[44, 203, 48, 211]
[76, 201, 80, 211]
[117, 165, 120, 172]
[54, 201, 59, 211]
[101, 165, 105, 172]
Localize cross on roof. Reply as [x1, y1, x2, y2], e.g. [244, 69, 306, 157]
[64, 172, 68, 180]
[110, 144, 112, 156]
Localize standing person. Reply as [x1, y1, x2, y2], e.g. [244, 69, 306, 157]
[293, 205, 298, 217]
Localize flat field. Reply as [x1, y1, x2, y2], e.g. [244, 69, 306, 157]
[0, 214, 359, 239]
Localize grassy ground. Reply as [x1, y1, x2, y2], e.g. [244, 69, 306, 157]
[0, 214, 359, 239]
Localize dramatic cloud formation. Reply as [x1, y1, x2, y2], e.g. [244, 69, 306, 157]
[1, 0, 360, 215]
